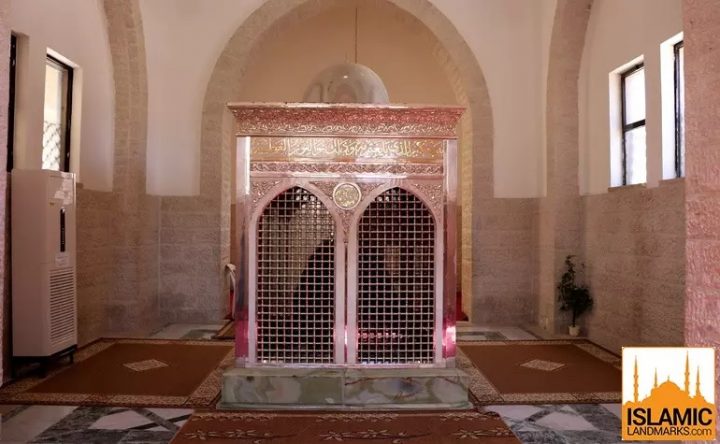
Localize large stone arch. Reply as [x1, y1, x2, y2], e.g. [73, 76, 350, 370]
[97, 0, 160, 336]
[536, 0, 593, 333]
[195, 0, 493, 321]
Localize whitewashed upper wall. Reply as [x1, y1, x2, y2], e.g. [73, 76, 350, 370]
[140, 0, 554, 198]
[579, 0, 682, 195]
[9, 0, 114, 191]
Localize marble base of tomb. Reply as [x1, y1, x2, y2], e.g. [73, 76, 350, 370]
[217, 367, 472, 411]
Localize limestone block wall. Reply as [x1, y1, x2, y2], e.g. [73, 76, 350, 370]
[156, 106, 233, 325]
[108, 194, 161, 334]
[472, 198, 536, 325]
[158, 196, 224, 323]
[76, 188, 116, 345]
[103, 0, 162, 337]
[582, 181, 686, 353]
[537, 0, 592, 333]
[682, 0, 720, 419]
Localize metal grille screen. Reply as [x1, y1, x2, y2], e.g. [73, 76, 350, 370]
[356, 187, 435, 364]
[256, 187, 335, 363]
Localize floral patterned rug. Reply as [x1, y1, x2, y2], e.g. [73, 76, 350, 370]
[171, 411, 520, 443]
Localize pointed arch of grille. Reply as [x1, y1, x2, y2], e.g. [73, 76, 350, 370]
[255, 186, 335, 363]
[356, 187, 436, 364]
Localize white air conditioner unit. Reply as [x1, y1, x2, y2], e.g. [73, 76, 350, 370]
[11, 169, 77, 360]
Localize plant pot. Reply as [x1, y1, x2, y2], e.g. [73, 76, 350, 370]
[568, 325, 581, 337]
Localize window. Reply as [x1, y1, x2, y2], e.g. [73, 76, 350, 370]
[674, 41, 685, 177]
[42, 55, 73, 172]
[620, 63, 646, 185]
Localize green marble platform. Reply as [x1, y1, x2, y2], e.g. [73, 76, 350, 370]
[217, 366, 472, 410]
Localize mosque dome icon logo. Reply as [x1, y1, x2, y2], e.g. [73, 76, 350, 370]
[622, 347, 716, 441]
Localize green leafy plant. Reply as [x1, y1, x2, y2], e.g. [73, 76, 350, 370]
[557, 255, 593, 327]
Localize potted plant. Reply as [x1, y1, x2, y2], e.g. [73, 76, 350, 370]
[557, 255, 593, 336]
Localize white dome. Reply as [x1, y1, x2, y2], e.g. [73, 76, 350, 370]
[303, 63, 389, 104]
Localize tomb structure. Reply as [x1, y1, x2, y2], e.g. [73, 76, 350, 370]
[221, 102, 469, 410]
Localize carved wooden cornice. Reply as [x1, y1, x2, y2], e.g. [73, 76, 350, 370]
[228, 102, 464, 139]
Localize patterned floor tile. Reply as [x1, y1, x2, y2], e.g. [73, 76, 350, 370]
[150, 324, 225, 340]
[534, 411, 597, 431]
[88, 409, 159, 430]
[0, 405, 77, 443]
[31, 406, 185, 443]
[484, 403, 675, 444]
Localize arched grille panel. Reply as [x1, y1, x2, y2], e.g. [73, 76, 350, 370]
[356, 187, 435, 364]
[256, 187, 335, 363]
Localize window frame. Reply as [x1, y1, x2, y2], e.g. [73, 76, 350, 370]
[673, 40, 684, 178]
[7, 34, 17, 172]
[44, 54, 74, 173]
[620, 62, 646, 186]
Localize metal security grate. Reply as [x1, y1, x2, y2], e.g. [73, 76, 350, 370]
[42, 121, 62, 171]
[256, 187, 335, 363]
[356, 187, 435, 364]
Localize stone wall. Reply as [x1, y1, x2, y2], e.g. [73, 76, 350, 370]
[537, 0, 593, 333]
[472, 198, 536, 325]
[158, 196, 224, 323]
[103, 0, 161, 336]
[582, 182, 686, 353]
[75, 188, 116, 345]
[682, 0, 720, 422]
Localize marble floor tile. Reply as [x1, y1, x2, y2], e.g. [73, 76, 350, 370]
[496, 327, 537, 340]
[600, 403, 621, 418]
[456, 325, 536, 340]
[534, 411, 598, 431]
[180, 329, 218, 340]
[458, 331, 510, 341]
[150, 323, 225, 340]
[0, 405, 77, 443]
[0, 406, 20, 417]
[146, 408, 193, 421]
[32, 406, 183, 443]
[486, 404, 622, 444]
[486, 403, 679, 444]
[0, 405, 25, 426]
[512, 429, 570, 444]
[89, 409, 157, 430]
[484, 405, 543, 421]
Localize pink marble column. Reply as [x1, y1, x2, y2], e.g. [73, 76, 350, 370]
[683, 0, 720, 428]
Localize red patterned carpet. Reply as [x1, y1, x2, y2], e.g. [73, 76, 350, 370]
[0, 339, 233, 408]
[171, 411, 520, 443]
